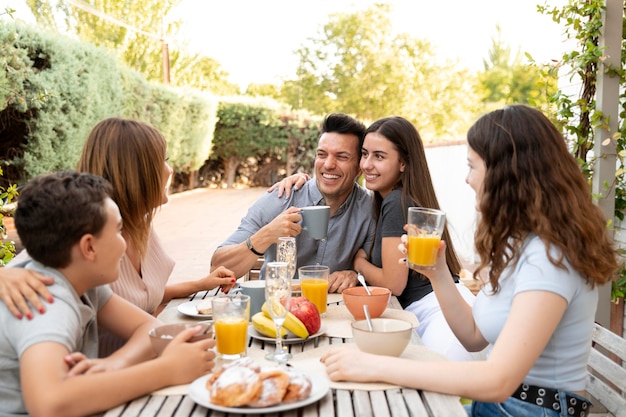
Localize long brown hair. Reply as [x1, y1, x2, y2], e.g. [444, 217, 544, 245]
[467, 105, 619, 291]
[77, 118, 167, 257]
[366, 116, 462, 275]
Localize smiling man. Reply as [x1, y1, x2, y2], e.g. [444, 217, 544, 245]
[210, 113, 375, 293]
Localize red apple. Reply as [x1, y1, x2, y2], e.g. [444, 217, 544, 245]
[287, 297, 321, 334]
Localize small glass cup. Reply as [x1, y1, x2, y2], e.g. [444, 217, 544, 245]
[264, 261, 292, 363]
[407, 207, 446, 270]
[298, 265, 329, 316]
[212, 294, 250, 361]
[277, 236, 297, 283]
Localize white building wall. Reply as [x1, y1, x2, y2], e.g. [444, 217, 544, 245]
[424, 143, 477, 265]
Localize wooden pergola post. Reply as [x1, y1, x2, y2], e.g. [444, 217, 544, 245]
[593, 0, 623, 329]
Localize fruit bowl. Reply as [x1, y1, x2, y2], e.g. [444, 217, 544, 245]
[351, 318, 412, 356]
[148, 322, 213, 356]
[342, 286, 391, 320]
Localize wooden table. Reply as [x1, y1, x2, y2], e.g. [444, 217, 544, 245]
[103, 291, 467, 417]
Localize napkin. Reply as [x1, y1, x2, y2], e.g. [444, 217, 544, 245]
[289, 344, 446, 391]
[326, 293, 343, 305]
[150, 343, 446, 395]
[322, 305, 419, 339]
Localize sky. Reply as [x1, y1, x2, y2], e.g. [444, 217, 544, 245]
[171, 0, 571, 88]
[9, 0, 571, 89]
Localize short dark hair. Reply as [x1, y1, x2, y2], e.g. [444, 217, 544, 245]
[15, 171, 113, 268]
[321, 113, 366, 156]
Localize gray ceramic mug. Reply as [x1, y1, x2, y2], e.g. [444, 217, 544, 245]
[233, 280, 266, 317]
[301, 205, 330, 240]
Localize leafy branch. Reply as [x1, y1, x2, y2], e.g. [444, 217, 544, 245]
[0, 167, 18, 266]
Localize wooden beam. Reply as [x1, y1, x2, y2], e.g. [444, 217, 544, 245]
[593, 0, 623, 328]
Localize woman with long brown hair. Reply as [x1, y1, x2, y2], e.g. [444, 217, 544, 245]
[353, 116, 479, 361]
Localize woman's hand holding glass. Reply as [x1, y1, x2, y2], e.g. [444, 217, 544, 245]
[398, 230, 449, 280]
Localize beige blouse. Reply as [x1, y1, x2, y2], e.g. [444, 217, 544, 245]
[98, 228, 175, 356]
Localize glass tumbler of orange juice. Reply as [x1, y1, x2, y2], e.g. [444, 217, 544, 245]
[407, 207, 446, 270]
[298, 265, 329, 316]
[211, 294, 250, 360]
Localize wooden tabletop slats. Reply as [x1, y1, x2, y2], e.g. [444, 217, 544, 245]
[101, 292, 466, 417]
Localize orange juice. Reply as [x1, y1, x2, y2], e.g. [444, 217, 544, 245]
[408, 235, 441, 268]
[214, 318, 248, 355]
[301, 278, 328, 314]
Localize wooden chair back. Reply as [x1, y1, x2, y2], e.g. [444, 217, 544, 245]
[586, 322, 626, 417]
[243, 257, 265, 281]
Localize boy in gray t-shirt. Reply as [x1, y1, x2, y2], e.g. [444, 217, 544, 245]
[0, 171, 216, 417]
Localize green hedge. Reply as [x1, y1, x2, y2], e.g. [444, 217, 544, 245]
[0, 21, 217, 186]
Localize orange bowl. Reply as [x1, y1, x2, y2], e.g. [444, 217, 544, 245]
[342, 286, 391, 320]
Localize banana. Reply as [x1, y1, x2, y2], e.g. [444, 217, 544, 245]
[261, 302, 309, 339]
[251, 312, 287, 338]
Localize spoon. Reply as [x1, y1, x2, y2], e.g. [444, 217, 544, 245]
[356, 270, 372, 295]
[363, 305, 374, 332]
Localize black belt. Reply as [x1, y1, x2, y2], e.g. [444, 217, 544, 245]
[512, 384, 591, 417]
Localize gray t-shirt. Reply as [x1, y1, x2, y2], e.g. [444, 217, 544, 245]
[217, 179, 376, 278]
[473, 235, 596, 391]
[0, 260, 113, 416]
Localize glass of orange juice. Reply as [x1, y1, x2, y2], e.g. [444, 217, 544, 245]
[298, 265, 329, 316]
[212, 294, 250, 360]
[407, 207, 446, 270]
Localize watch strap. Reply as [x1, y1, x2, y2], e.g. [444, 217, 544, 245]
[245, 236, 264, 256]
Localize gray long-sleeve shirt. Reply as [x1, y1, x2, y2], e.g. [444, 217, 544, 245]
[216, 179, 376, 278]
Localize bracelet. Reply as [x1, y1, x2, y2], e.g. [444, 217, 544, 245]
[245, 236, 264, 256]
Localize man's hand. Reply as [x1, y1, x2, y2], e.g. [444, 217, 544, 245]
[263, 206, 303, 238]
[328, 270, 358, 293]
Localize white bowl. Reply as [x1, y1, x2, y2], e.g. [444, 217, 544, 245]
[148, 322, 213, 356]
[351, 318, 412, 356]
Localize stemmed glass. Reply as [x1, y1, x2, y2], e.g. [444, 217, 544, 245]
[264, 261, 292, 363]
[277, 237, 297, 283]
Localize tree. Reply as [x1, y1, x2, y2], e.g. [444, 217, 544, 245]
[25, 0, 235, 93]
[281, 3, 480, 141]
[210, 101, 286, 188]
[0, 167, 18, 266]
[173, 54, 240, 95]
[478, 26, 558, 108]
[245, 83, 280, 99]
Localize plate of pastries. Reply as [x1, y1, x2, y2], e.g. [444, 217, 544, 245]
[189, 357, 330, 413]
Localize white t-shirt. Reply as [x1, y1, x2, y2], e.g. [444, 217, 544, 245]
[473, 235, 596, 391]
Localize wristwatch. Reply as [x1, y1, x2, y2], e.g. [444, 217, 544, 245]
[245, 236, 264, 256]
